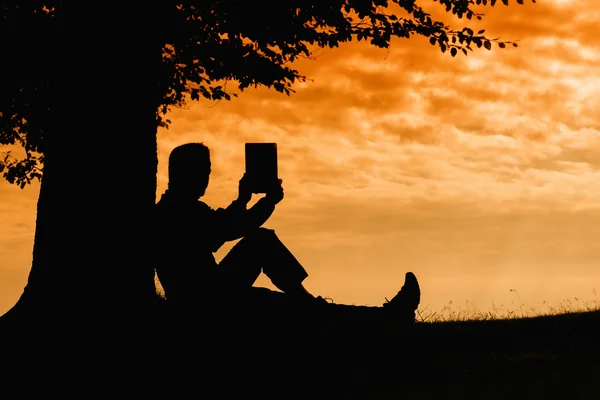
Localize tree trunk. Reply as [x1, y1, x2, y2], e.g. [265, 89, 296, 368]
[2, 3, 163, 328]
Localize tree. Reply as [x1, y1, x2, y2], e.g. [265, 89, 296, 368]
[0, 0, 534, 326]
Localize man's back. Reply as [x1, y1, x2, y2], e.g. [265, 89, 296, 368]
[154, 192, 221, 305]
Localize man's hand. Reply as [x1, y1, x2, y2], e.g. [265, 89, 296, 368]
[237, 173, 253, 205]
[265, 179, 284, 205]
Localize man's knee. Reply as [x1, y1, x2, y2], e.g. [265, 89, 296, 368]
[245, 227, 276, 241]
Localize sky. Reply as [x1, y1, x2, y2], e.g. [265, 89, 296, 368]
[2, 0, 600, 317]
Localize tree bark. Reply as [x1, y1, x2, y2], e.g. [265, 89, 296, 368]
[2, 2, 163, 328]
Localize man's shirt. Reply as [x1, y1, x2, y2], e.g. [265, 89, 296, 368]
[154, 190, 275, 304]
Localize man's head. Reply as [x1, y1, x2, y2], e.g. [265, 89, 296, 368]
[168, 142, 211, 198]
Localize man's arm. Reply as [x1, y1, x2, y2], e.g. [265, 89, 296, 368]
[245, 177, 284, 226]
[209, 175, 284, 246]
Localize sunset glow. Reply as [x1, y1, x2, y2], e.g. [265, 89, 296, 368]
[2, 0, 600, 316]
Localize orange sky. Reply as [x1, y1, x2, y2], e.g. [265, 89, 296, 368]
[2, 0, 600, 317]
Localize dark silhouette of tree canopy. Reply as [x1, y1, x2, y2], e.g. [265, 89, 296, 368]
[1, 0, 534, 186]
[0, 0, 535, 324]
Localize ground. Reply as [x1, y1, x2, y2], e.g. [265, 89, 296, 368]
[1, 295, 599, 399]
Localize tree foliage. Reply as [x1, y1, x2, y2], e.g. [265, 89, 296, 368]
[0, 0, 535, 187]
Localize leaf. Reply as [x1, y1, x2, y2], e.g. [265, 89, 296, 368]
[1, 0, 538, 191]
[498, 42, 506, 48]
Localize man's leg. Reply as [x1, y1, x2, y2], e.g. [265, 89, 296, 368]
[218, 228, 421, 324]
[325, 272, 421, 325]
[217, 228, 313, 299]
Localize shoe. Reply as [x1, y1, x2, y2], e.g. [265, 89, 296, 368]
[314, 296, 331, 305]
[288, 293, 330, 309]
[382, 272, 420, 324]
[302, 295, 330, 310]
[305, 295, 334, 318]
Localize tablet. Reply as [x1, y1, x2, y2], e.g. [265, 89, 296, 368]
[245, 142, 278, 194]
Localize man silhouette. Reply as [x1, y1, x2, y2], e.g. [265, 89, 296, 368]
[155, 142, 420, 323]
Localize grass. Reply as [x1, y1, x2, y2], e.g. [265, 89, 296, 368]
[306, 302, 600, 399]
[417, 289, 600, 322]
[142, 288, 600, 399]
[3, 289, 600, 399]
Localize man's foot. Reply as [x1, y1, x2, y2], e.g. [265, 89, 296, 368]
[282, 284, 330, 309]
[382, 272, 420, 324]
